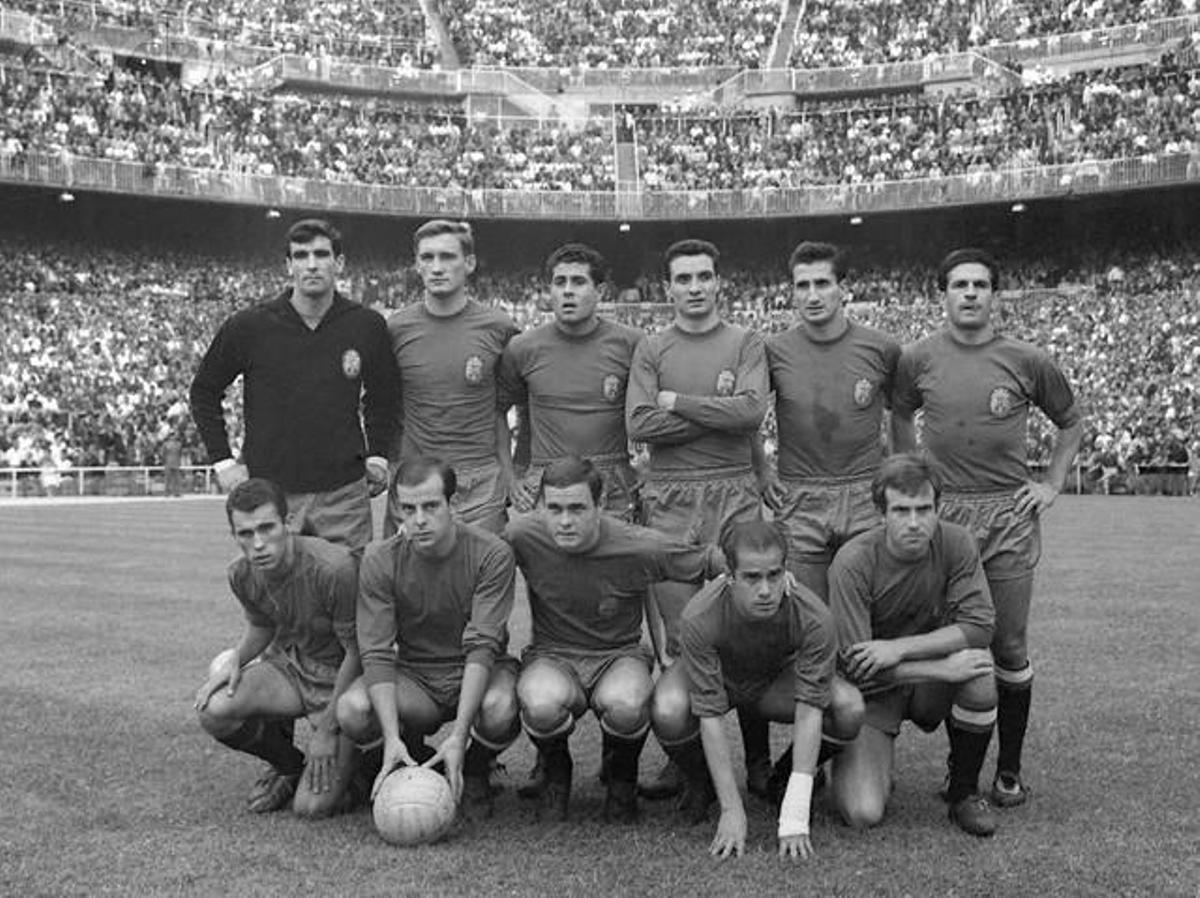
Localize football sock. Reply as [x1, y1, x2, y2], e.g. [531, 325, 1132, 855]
[738, 709, 770, 768]
[996, 663, 1034, 776]
[946, 704, 997, 805]
[218, 718, 305, 776]
[602, 731, 648, 785]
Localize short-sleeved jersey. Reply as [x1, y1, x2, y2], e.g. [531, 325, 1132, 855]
[498, 319, 644, 467]
[229, 534, 358, 669]
[680, 578, 835, 717]
[829, 521, 995, 661]
[388, 300, 520, 468]
[504, 514, 725, 653]
[766, 321, 900, 480]
[893, 331, 1081, 492]
[357, 522, 515, 687]
[625, 322, 768, 476]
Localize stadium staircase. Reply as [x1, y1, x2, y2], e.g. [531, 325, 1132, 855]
[765, 0, 804, 70]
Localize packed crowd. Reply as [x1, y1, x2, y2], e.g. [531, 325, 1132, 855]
[636, 62, 1200, 189]
[0, 67, 615, 191]
[12, 0, 1197, 70]
[5, 60, 1200, 194]
[2, 238, 1196, 481]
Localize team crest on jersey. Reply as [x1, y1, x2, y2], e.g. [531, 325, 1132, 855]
[989, 386, 1016, 417]
[341, 349, 362, 379]
[715, 369, 736, 396]
[853, 378, 874, 408]
[464, 355, 484, 385]
[602, 374, 621, 402]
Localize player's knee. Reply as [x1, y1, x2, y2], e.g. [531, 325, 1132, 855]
[518, 683, 571, 735]
[650, 680, 693, 741]
[336, 688, 374, 741]
[597, 698, 649, 738]
[991, 634, 1028, 671]
[836, 790, 886, 831]
[958, 671, 998, 709]
[196, 697, 240, 736]
[828, 679, 865, 740]
[292, 786, 336, 821]
[478, 684, 519, 738]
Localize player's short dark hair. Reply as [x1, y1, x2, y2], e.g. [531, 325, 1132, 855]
[788, 241, 847, 281]
[540, 455, 604, 504]
[392, 456, 457, 501]
[225, 478, 288, 528]
[937, 248, 999, 292]
[285, 218, 343, 258]
[871, 453, 942, 513]
[662, 239, 720, 281]
[718, 519, 789, 574]
[545, 243, 610, 286]
[414, 219, 475, 257]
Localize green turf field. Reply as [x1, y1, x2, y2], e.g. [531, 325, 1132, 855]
[1, 496, 1197, 897]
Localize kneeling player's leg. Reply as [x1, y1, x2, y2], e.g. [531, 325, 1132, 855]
[517, 657, 584, 818]
[829, 724, 895, 830]
[293, 731, 358, 820]
[460, 660, 520, 818]
[991, 573, 1034, 788]
[197, 659, 306, 811]
[593, 656, 654, 821]
[650, 666, 712, 823]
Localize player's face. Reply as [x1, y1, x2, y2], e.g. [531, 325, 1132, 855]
[728, 546, 788, 621]
[549, 262, 602, 329]
[286, 236, 343, 302]
[882, 484, 938, 561]
[666, 254, 719, 321]
[395, 473, 456, 556]
[943, 262, 995, 332]
[416, 233, 476, 300]
[792, 260, 844, 330]
[230, 503, 289, 572]
[541, 482, 602, 553]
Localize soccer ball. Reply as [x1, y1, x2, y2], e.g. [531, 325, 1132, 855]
[372, 766, 456, 846]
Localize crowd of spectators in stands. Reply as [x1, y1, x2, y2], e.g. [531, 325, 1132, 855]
[13, 0, 1199, 70]
[4, 60, 1200, 194]
[2, 237, 1196, 490]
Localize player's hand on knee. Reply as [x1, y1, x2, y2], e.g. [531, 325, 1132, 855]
[841, 640, 901, 683]
[194, 648, 240, 710]
[778, 833, 814, 862]
[372, 736, 416, 800]
[710, 807, 747, 860]
[944, 648, 994, 682]
[305, 728, 338, 793]
[215, 463, 249, 493]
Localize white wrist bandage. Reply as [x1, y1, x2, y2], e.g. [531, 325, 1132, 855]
[777, 772, 813, 838]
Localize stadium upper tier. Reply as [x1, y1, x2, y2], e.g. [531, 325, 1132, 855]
[6, 0, 1197, 69]
[2, 62, 1196, 197]
[1, 236, 1195, 476]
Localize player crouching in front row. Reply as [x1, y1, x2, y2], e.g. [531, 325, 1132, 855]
[827, 453, 1000, 837]
[195, 478, 362, 818]
[650, 519, 865, 860]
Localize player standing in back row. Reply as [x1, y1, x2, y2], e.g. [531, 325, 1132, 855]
[757, 241, 902, 600]
[386, 220, 520, 535]
[626, 239, 768, 799]
[892, 248, 1084, 808]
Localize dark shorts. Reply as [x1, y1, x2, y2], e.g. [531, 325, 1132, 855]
[287, 477, 372, 550]
[520, 644, 655, 697]
[940, 490, 1041, 581]
[862, 682, 956, 737]
[775, 475, 878, 562]
[641, 470, 761, 545]
[255, 643, 339, 724]
[397, 656, 519, 720]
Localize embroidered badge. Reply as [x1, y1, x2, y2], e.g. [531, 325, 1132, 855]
[341, 349, 362, 379]
[602, 374, 620, 402]
[464, 355, 484, 385]
[989, 386, 1016, 417]
[853, 377, 873, 408]
[715, 369, 736, 396]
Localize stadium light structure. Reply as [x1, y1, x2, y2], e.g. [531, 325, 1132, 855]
[59, 192, 75, 203]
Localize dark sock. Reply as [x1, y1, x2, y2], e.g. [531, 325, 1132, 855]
[996, 682, 1032, 776]
[218, 718, 304, 776]
[946, 724, 992, 805]
[602, 731, 647, 785]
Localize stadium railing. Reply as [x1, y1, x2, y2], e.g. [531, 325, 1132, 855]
[0, 465, 215, 499]
[983, 13, 1200, 67]
[1, 465, 1191, 499]
[4, 150, 1198, 220]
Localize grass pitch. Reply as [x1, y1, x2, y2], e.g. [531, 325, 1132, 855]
[1, 496, 1197, 897]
